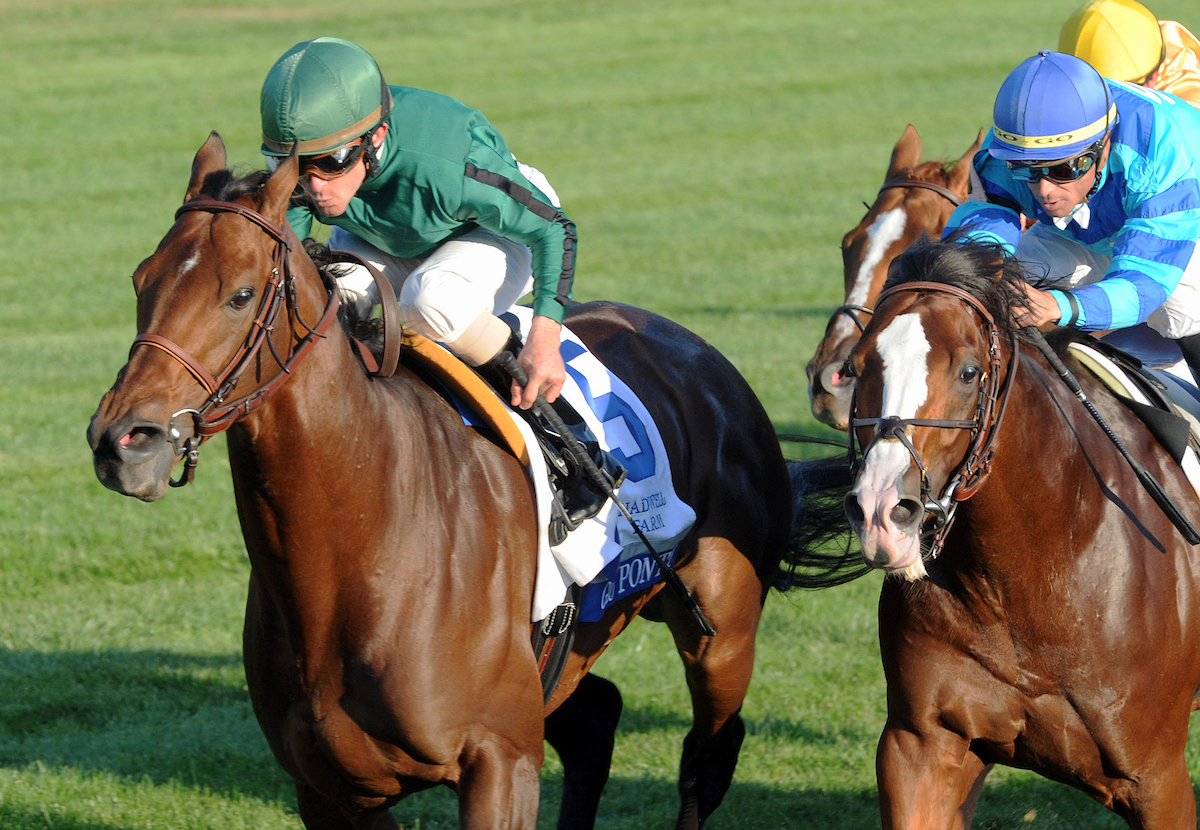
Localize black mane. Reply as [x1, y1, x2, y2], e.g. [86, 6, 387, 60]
[882, 235, 1037, 346]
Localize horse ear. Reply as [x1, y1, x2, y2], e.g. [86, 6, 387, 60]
[948, 127, 986, 198]
[886, 124, 922, 179]
[261, 146, 299, 226]
[184, 132, 227, 203]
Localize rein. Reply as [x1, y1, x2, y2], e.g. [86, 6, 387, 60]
[848, 281, 1019, 559]
[130, 199, 341, 487]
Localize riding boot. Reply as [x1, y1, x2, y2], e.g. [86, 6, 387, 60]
[475, 331, 627, 539]
[1176, 333, 1200, 388]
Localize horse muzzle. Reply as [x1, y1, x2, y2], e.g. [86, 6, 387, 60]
[87, 410, 179, 501]
[843, 468, 928, 578]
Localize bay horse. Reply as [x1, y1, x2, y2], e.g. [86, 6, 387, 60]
[86, 133, 793, 830]
[806, 124, 982, 430]
[840, 238, 1200, 828]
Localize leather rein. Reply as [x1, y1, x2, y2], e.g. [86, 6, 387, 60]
[130, 199, 341, 487]
[847, 281, 1019, 559]
[829, 177, 966, 332]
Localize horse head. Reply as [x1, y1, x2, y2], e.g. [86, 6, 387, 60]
[87, 132, 334, 500]
[806, 124, 983, 430]
[842, 240, 1022, 579]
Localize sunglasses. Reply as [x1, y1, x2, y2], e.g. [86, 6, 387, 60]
[1005, 150, 1099, 184]
[266, 137, 369, 180]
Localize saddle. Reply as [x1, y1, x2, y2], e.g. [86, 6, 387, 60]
[1066, 337, 1200, 465]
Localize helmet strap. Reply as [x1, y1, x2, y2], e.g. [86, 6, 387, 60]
[362, 132, 384, 179]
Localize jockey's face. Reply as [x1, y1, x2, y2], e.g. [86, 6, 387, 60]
[1023, 139, 1111, 219]
[1026, 166, 1097, 218]
[301, 124, 387, 217]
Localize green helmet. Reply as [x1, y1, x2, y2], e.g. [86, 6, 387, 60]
[260, 37, 392, 157]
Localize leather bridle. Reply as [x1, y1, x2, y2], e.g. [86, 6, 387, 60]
[130, 199, 341, 487]
[847, 281, 1019, 559]
[828, 177, 967, 335]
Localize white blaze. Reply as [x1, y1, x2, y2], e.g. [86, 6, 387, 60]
[858, 312, 931, 494]
[834, 209, 907, 338]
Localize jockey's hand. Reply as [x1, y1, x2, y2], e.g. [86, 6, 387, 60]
[515, 316, 566, 409]
[1015, 281, 1063, 329]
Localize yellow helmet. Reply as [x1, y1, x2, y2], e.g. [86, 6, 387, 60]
[1059, 0, 1164, 83]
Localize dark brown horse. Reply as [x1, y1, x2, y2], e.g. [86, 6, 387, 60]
[806, 124, 982, 430]
[838, 239, 1200, 828]
[87, 134, 793, 830]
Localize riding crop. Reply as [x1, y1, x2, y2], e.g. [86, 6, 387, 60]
[498, 351, 718, 636]
[1025, 327, 1200, 545]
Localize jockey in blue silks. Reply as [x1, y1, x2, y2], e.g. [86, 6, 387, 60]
[943, 50, 1200, 383]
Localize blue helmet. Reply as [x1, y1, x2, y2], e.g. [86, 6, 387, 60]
[990, 50, 1117, 162]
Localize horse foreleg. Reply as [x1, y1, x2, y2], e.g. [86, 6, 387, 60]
[456, 744, 541, 830]
[877, 725, 987, 830]
[544, 673, 624, 830]
[295, 783, 399, 830]
[1119, 756, 1197, 829]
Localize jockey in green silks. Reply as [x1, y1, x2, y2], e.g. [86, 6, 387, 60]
[260, 37, 624, 532]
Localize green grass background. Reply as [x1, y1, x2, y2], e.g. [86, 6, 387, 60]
[3, 0, 1198, 827]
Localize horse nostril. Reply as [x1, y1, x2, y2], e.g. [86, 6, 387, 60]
[119, 426, 158, 450]
[112, 424, 168, 460]
[843, 492, 866, 528]
[890, 498, 924, 532]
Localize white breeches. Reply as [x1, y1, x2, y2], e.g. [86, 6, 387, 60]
[330, 161, 560, 358]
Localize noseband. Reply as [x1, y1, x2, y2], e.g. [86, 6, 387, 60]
[847, 281, 1019, 559]
[130, 199, 340, 487]
[829, 178, 967, 335]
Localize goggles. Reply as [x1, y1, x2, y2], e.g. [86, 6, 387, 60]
[1005, 147, 1100, 184]
[266, 137, 369, 180]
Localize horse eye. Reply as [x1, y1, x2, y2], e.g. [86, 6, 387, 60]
[842, 359, 857, 379]
[960, 365, 980, 384]
[230, 288, 255, 310]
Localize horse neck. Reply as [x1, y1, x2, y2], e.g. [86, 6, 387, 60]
[225, 263, 429, 596]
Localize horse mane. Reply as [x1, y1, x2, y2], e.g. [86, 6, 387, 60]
[882, 234, 1038, 346]
[907, 159, 957, 184]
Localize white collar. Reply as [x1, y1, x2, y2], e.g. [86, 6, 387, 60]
[1052, 201, 1091, 230]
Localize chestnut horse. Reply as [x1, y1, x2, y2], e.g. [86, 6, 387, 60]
[840, 239, 1200, 828]
[806, 124, 982, 430]
[87, 134, 793, 830]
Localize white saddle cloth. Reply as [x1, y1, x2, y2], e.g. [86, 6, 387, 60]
[498, 307, 697, 621]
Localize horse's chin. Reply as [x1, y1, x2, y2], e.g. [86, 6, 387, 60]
[885, 558, 929, 581]
[93, 457, 172, 502]
[860, 534, 927, 580]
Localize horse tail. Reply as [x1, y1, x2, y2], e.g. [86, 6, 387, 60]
[774, 454, 868, 591]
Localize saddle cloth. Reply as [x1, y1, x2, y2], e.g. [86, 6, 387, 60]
[419, 306, 697, 622]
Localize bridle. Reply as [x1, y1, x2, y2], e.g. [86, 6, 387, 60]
[846, 281, 1019, 559]
[828, 177, 967, 335]
[130, 199, 341, 487]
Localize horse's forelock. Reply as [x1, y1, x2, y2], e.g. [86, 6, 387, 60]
[884, 237, 1033, 341]
[195, 168, 272, 203]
